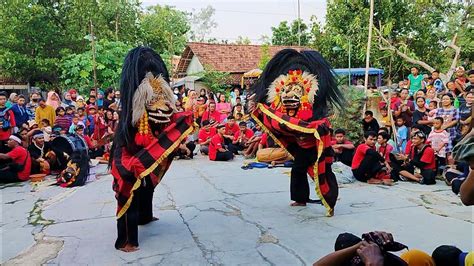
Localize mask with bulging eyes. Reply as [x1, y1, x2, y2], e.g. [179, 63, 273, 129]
[132, 72, 177, 128]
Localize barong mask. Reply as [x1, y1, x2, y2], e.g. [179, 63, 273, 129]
[267, 69, 318, 113]
[132, 72, 177, 128]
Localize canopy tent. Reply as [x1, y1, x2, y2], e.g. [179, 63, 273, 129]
[241, 68, 262, 88]
[334, 68, 384, 87]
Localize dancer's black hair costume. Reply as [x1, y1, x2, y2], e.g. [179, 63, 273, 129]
[110, 47, 194, 249]
[251, 49, 343, 216]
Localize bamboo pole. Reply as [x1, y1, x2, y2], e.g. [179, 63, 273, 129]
[90, 20, 98, 90]
[362, 0, 375, 117]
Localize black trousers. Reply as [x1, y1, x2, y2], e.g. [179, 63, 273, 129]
[334, 149, 354, 167]
[215, 150, 234, 161]
[228, 142, 245, 155]
[115, 176, 154, 249]
[0, 140, 10, 154]
[289, 146, 317, 203]
[0, 168, 21, 183]
[352, 153, 383, 182]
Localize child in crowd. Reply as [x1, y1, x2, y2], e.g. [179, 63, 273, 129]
[41, 119, 52, 142]
[395, 117, 408, 153]
[427, 100, 438, 121]
[69, 114, 80, 134]
[428, 117, 449, 174]
[379, 107, 391, 133]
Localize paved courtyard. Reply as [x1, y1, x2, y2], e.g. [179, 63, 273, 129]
[1, 155, 473, 265]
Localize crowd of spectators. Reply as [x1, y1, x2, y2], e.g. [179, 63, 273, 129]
[0, 88, 122, 182]
[332, 67, 473, 192]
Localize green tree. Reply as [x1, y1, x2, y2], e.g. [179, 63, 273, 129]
[258, 44, 271, 70]
[189, 5, 218, 42]
[235, 36, 252, 45]
[60, 39, 132, 94]
[271, 19, 310, 46]
[197, 66, 230, 95]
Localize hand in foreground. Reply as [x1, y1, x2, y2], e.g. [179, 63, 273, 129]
[357, 241, 384, 266]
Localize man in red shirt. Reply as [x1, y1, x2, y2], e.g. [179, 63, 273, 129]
[208, 124, 233, 161]
[331, 129, 355, 167]
[390, 131, 436, 184]
[198, 120, 216, 155]
[229, 121, 254, 155]
[0, 92, 16, 153]
[0, 133, 31, 182]
[223, 115, 239, 145]
[200, 102, 220, 127]
[351, 131, 387, 183]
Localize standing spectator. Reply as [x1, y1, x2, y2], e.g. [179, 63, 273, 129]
[361, 110, 379, 133]
[428, 117, 449, 173]
[198, 120, 216, 155]
[435, 94, 459, 154]
[395, 117, 409, 153]
[26, 92, 41, 120]
[407, 66, 424, 96]
[230, 88, 241, 106]
[199, 88, 208, 103]
[97, 89, 104, 108]
[331, 129, 355, 167]
[111, 90, 121, 111]
[102, 88, 115, 110]
[209, 124, 233, 161]
[459, 90, 473, 136]
[84, 105, 96, 136]
[216, 94, 232, 122]
[86, 95, 97, 106]
[454, 66, 467, 93]
[184, 90, 197, 112]
[431, 70, 444, 93]
[425, 87, 437, 105]
[413, 97, 431, 135]
[61, 92, 76, 108]
[0, 92, 15, 153]
[232, 103, 245, 118]
[393, 88, 415, 127]
[379, 107, 392, 133]
[194, 97, 207, 126]
[0, 134, 31, 182]
[11, 95, 29, 132]
[35, 98, 56, 128]
[6, 93, 18, 108]
[54, 107, 71, 132]
[389, 89, 401, 110]
[351, 131, 388, 183]
[45, 91, 61, 110]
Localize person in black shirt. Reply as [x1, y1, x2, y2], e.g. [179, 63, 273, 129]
[362, 110, 380, 133]
[102, 87, 115, 111]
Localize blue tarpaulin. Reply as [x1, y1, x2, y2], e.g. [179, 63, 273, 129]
[333, 68, 384, 76]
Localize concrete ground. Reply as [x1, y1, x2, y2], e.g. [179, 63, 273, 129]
[1, 155, 473, 265]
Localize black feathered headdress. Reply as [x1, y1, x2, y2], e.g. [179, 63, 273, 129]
[112, 46, 170, 152]
[253, 49, 343, 120]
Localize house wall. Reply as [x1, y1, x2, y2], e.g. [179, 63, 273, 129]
[186, 55, 204, 75]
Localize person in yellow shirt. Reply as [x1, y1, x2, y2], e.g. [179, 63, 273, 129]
[35, 98, 56, 128]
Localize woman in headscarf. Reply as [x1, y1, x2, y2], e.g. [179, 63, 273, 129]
[61, 92, 76, 108]
[68, 89, 78, 101]
[75, 96, 86, 109]
[45, 91, 61, 110]
[97, 89, 104, 108]
[6, 92, 18, 108]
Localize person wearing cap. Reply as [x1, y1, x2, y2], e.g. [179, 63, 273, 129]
[28, 130, 52, 175]
[0, 133, 31, 182]
[390, 131, 436, 184]
[208, 124, 233, 161]
[35, 98, 56, 129]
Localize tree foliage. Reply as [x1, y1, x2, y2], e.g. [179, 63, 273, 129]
[188, 5, 218, 42]
[60, 39, 132, 94]
[271, 19, 310, 46]
[197, 66, 230, 95]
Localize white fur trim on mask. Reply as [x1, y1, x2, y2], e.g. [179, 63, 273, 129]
[132, 72, 155, 125]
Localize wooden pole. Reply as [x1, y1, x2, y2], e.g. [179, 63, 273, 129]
[90, 20, 98, 90]
[362, 0, 375, 117]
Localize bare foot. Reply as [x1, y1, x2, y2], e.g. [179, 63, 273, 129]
[119, 244, 139, 252]
[290, 202, 306, 206]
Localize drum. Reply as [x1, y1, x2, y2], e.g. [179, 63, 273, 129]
[51, 135, 88, 155]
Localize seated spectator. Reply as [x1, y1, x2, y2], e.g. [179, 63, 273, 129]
[0, 134, 31, 182]
[223, 115, 239, 145]
[395, 117, 408, 153]
[432, 245, 473, 266]
[453, 129, 474, 205]
[390, 131, 436, 184]
[229, 121, 254, 155]
[377, 127, 396, 149]
[69, 114, 80, 134]
[28, 130, 51, 175]
[19, 128, 29, 148]
[232, 103, 245, 118]
[377, 131, 393, 167]
[361, 110, 379, 133]
[399, 249, 435, 265]
[201, 102, 220, 126]
[393, 88, 415, 127]
[413, 97, 432, 135]
[208, 124, 233, 161]
[428, 117, 449, 174]
[75, 123, 102, 159]
[352, 131, 389, 184]
[459, 90, 473, 136]
[84, 105, 96, 136]
[431, 70, 444, 93]
[242, 124, 263, 159]
[194, 96, 207, 125]
[198, 120, 216, 155]
[41, 119, 52, 142]
[331, 128, 355, 167]
[379, 107, 391, 134]
[176, 137, 196, 159]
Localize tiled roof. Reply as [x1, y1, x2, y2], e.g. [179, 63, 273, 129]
[174, 42, 307, 78]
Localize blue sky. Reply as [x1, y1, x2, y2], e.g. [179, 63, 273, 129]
[141, 0, 327, 43]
